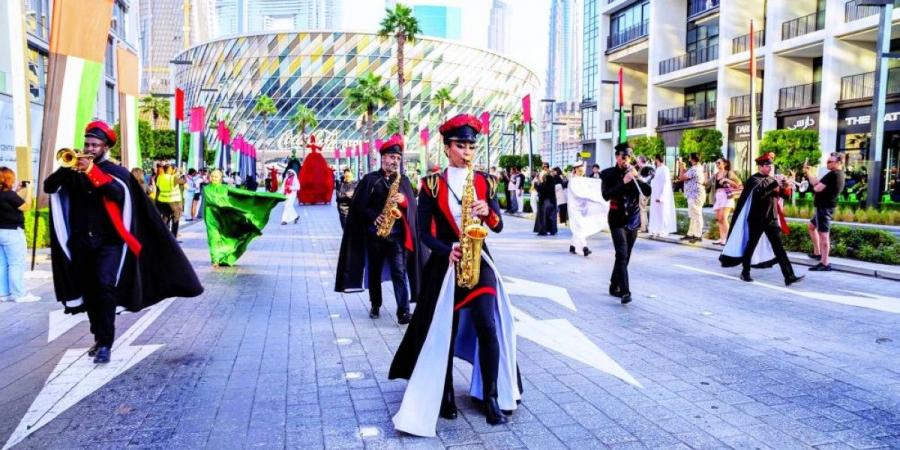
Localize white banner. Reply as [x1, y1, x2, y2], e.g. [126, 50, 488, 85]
[566, 177, 608, 240]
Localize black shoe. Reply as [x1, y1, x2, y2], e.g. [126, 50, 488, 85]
[87, 343, 100, 357]
[294, 217, 299, 224]
[609, 285, 622, 298]
[680, 235, 692, 241]
[569, 245, 576, 254]
[740, 273, 753, 282]
[538, 232, 547, 236]
[439, 390, 458, 420]
[397, 312, 411, 325]
[785, 275, 805, 286]
[620, 294, 632, 305]
[809, 263, 832, 272]
[369, 306, 380, 319]
[583, 247, 592, 257]
[807, 253, 821, 260]
[484, 398, 508, 425]
[93, 346, 111, 364]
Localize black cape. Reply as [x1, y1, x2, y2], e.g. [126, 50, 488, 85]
[334, 170, 426, 301]
[47, 161, 204, 312]
[719, 174, 779, 268]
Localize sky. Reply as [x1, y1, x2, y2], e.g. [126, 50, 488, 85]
[339, 0, 551, 86]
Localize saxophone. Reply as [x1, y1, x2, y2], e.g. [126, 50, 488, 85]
[456, 161, 489, 288]
[375, 172, 404, 238]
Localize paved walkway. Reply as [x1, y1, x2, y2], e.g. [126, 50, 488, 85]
[0, 204, 898, 449]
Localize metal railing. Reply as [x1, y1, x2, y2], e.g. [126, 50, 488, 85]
[732, 29, 765, 54]
[778, 82, 821, 109]
[730, 93, 762, 117]
[688, 0, 720, 18]
[659, 45, 718, 76]
[603, 114, 648, 132]
[607, 20, 649, 49]
[840, 67, 900, 100]
[782, 10, 825, 40]
[845, 0, 899, 22]
[657, 102, 716, 126]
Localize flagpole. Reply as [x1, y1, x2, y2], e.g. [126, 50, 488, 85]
[748, 19, 757, 177]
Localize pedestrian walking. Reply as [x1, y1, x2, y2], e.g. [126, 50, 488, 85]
[712, 158, 742, 245]
[803, 153, 845, 271]
[567, 161, 605, 256]
[678, 153, 706, 243]
[336, 169, 357, 230]
[600, 143, 651, 305]
[648, 154, 677, 237]
[506, 167, 519, 213]
[155, 164, 184, 238]
[0, 168, 39, 303]
[555, 167, 569, 225]
[184, 168, 202, 221]
[636, 156, 654, 232]
[280, 169, 300, 225]
[533, 164, 559, 236]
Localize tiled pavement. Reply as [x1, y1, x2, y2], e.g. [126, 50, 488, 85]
[0, 204, 898, 449]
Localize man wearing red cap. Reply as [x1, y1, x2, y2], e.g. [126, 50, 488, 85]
[44, 121, 203, 364]
[720, 152, 804, 286]
[335, 135, 422, 324]
[389, 114, 521, 437]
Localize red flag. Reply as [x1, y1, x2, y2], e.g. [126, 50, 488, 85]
[363, 142, 370, 156]
[189, 107, 205, 132]
[375, 139, 383, 151]
[345, 147, 352, 158]
[175, 88, 184, 121]
[420, 128, 429, 145]
[333, 149, 340, 160]
[217, 120, 232, 144]
[480, 112, 490, 134]
[522, 94, 532, 123]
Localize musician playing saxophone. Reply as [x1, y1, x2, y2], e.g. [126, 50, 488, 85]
[389, 114, 521, 437]
[334, 135, 421, 324]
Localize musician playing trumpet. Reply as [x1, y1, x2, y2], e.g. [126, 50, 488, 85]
[335, 135, 422, 324]
[389, 114, 521, 437]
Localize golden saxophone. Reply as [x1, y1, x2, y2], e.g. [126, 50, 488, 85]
[375, 171, 404, 238]
[56, 148, 93, 169]
[456, 161, 489, 288]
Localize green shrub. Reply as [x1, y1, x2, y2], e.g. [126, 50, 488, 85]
[758, 129, 821, 173]
[674, 192, 687, 208]
[24, 208, 51, 249]
[679, 128, 723, 163]
[631, 136, 666, 160]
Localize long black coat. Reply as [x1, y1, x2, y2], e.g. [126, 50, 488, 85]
[334, 170, 425, 301]
[45, 160, 203, 312]
[719, 173, 790, 267]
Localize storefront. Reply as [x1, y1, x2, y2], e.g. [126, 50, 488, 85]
[726, 120, 762, 175]
[836, 102, 900, 201]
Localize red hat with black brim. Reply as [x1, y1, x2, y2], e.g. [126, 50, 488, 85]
[439, 114, 481, 144]
[379, 134, 404, 155]
[84, 120, 117, 146]
[755, 152, 776, 164]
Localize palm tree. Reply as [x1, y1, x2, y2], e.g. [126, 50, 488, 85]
[139, 96, 170, 129]
[253, 94, 277, 175]
[431, 87, 454, 120]
[508, 111, 525, 155]
[290, 105, 318, 157]
[378, 3, 421, 139]
[344, 72, 396, 169]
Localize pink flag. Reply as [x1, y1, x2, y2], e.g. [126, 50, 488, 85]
[217, 121, 232, 145]
[420, 128, 429, 145]
[363, 142, 370, 156]
[480, 112, 490, 134]
[355, 145, 360, 157]
[375, 139, 383, 151]
[333, 149, 340, 160]
[345, 147, 352, 158]
[189, 107, 205, 132]
[522, 94, 532, 123]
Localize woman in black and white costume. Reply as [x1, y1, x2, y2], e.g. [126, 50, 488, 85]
[389, 114, 520, 437]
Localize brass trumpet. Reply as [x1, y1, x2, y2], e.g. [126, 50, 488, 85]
[56, 148, 93, 169]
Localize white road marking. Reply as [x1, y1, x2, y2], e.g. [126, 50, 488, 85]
[675, 265, 900, 314]
[504, 277, 577, 312]
[4, 299, 175, 450]
[46, 309, 87, 343]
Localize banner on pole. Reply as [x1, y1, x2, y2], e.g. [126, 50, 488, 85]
[522, 94, 532, 123]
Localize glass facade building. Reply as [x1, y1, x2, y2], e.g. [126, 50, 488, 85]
[413, 6, 462, 41]
[173, 31, 539, 162]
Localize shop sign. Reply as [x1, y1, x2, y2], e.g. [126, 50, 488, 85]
[728, 121, 761, 142]
[838, 103, 900, 134]
[780, 113, 818, 131]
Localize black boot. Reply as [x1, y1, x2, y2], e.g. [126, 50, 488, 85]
[369, 306, 380, 319]
[484, 398, 508, 425]
[439, 387, 458, 419]
[569, 245, 576, 254]
[583, 247, 591, 257]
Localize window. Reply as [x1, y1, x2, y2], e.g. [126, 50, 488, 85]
[24, 0, 50, 40]
[106, 83, 116, 123]
[685, 83, 717, 106]
[686, 21, 718, 53]
[609, 1, 649, 38]
[582, 0, 597, 102]
[26, 46, 48, 103]
[105, 38, 115, 78]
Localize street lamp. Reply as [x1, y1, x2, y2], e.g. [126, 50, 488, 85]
[541, 98, 556, 168]
[551, 121, 566, 168]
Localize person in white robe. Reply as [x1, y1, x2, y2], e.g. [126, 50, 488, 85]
[566, 161, 608, 256]
[648, 155, 677, 237]
[280, 169, 300, 225]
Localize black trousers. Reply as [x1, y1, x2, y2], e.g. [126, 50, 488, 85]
[742, 224, 795, 279]
[72, 243, 122, 347]
[537, 199, 558, 235]
[610, 226, 638, 295]
[445, 264, 500, 400]
[365, 236, 410, 314]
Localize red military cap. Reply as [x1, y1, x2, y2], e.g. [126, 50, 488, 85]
[755, 152, 776, 164]
[379, 134, 404, 155]
[84, 120, 117, 146]
[439, 114, 481, 143]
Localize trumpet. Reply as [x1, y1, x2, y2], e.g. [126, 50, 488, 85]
[56, 148, 93, 169]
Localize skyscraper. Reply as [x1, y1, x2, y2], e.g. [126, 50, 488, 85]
[214, 0, 342, 37]
[140, 0, 216, 95]
[541, 0, 582, 167]
[488, 0, 511, 55]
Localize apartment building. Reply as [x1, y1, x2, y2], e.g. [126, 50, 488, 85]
[584, 0, 899, 195]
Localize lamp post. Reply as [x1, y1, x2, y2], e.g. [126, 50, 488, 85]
[601, 80, 619, 166]
[541, 98, 556, 168]
[551, 121, 566, 168]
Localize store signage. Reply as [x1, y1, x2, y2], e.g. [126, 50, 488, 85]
[779, 113, 818, 131]
[728, 121, 761, 142]
[838, 103, 900, 134]
[579, 151, 591, 158]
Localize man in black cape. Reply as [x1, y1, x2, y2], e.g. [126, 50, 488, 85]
[719, 152, 804, 286]
[532, 163, 559, 235]
[334, 135, 423, 324]
[44, 121, 203, 364]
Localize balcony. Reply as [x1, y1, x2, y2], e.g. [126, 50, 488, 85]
[840, 68, 900, 101]
[778, 82, 821, 110]
[607, 20, 649, 50]
[729, 93, 762, 117]
[603, 114, 648, 133]
[845, 0, 900, 22]
[688, 0, 720, 19]
[657, 102, 716, 126]
[782, 10, 825, 40]
[659, 45, 718, 76]
[732, 29, 765, 54]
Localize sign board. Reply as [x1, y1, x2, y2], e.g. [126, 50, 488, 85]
[579, 151, 591, 158]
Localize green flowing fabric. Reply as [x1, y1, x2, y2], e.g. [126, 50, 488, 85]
[203, 184, 286, 266]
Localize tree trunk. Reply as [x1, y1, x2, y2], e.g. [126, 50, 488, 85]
[397, 33, 405, 138]
[367, 108, 376, 170]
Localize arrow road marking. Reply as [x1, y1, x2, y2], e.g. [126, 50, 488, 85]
[504, 277, 577, 312]
[676, 265, 900, 314]
[47, 309, 87, 343]
[4, 299, 174, 450]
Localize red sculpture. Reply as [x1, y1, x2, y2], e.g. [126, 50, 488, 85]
[299, 135, 334, 204]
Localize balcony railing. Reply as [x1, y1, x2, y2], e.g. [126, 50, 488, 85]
[782, 10, 825, 40]
[730, 93, 762, 117]
[778, 82, 821, 109]
[657, 102, 717, 126]
[607, 20, 649, 50]
[688, 0, 720, 18]
[732, 29, 765, 54]
[603, 114, 648, 133]
[845, 0, 900, 22]
[659, 45, 718, 75]
[840, 67, 900, 100]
